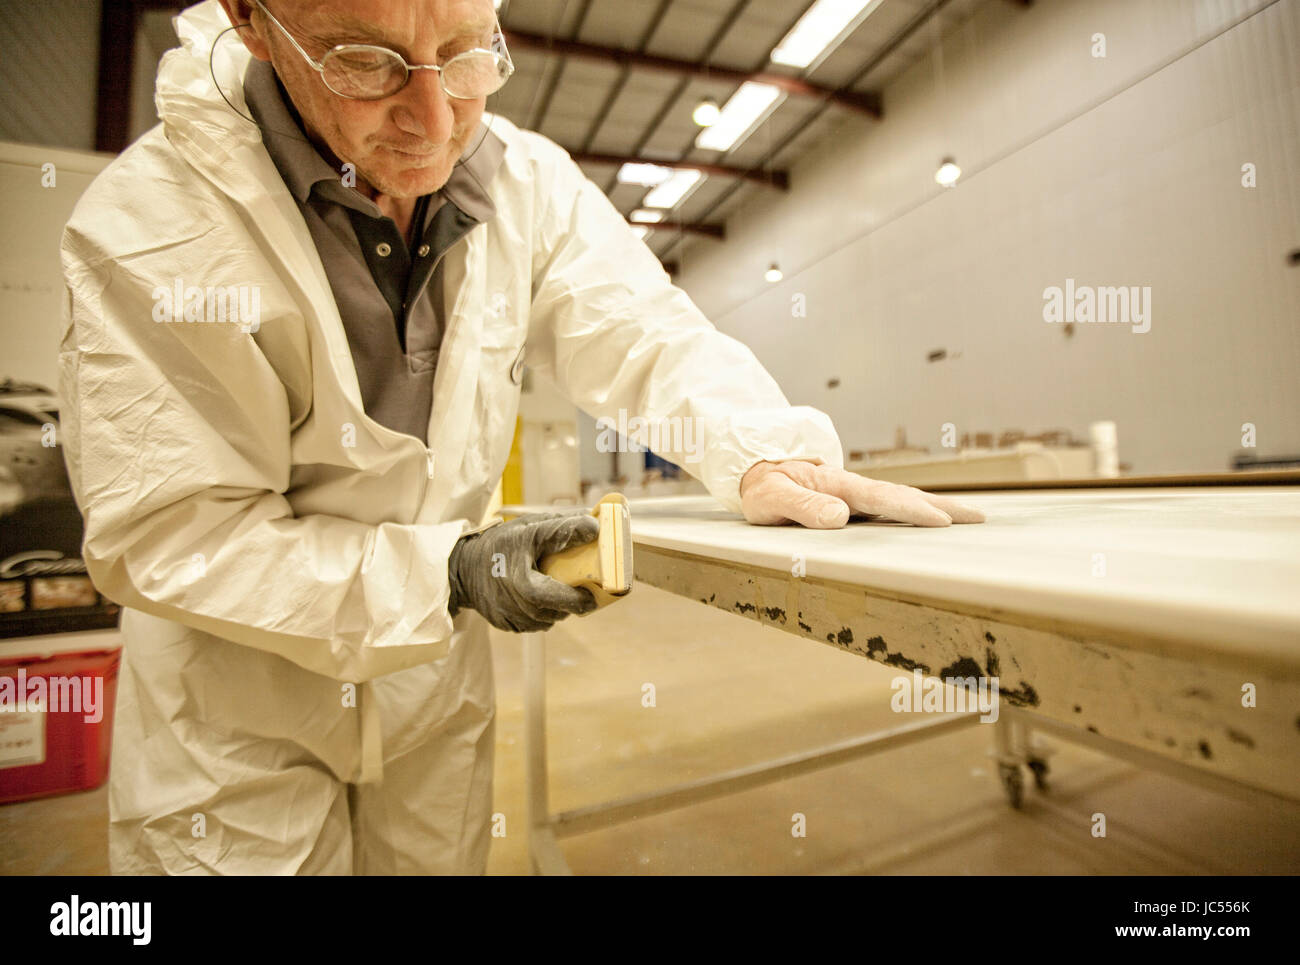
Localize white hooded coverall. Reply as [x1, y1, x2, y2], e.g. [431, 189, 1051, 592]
[57, 0, 844, 874]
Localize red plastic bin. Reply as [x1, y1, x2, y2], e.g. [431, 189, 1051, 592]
[0, 648, 120, 804]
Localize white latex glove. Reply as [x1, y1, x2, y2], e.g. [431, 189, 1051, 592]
[739, 460, 986, 529]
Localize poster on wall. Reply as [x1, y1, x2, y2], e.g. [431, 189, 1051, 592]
[0, 377, 119, 638]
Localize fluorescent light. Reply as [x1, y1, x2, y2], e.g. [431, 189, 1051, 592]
[770, 0, 885, 70]
[695, 82, 784, 152]
[765, 263, 783, 283]
[643, 169, 702, 209]
[692, 97, 721, 127]
[630, 209, 665, 223]
[617, 162, 673, 186]
[629, 225, 651, 240]
[935, 158, 961, 187]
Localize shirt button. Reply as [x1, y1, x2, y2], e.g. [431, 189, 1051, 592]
[417, 244, 431, 257]
[376, 242, 392, 257]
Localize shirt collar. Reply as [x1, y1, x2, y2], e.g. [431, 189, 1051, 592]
[242, 57, 504, 223]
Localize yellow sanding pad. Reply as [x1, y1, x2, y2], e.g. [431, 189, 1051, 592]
[539, 492, 632, 607]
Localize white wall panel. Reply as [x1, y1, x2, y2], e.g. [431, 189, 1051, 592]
[676, 0, 1299, 473]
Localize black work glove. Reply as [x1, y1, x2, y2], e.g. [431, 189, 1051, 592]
[447, 512, 600, 632]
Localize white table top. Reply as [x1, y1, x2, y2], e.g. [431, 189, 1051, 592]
[506, 488, 1300, 663]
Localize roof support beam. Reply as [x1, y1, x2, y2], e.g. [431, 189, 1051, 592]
[573, 151, 788, 190]
[629, 221, 725, 240]
[503, 30, 883, 118]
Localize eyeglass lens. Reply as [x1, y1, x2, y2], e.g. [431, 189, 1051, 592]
[321, 47, 510, 100]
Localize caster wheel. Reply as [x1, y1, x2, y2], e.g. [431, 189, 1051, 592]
[999, 762, 1024, 808]
[1027, 758, 1050, 791]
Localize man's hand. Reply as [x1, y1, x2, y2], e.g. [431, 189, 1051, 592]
[739, 460, 986, 528]
[448, 513, 600, 632]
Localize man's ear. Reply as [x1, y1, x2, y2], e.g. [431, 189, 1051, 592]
[216, 0, 272, 61]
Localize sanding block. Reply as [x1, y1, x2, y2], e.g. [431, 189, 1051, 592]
[539, 492, 632, 607]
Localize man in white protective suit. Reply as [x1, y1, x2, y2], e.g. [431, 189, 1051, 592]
[57, 0, 984, 875]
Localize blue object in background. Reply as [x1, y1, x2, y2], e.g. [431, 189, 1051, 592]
[644, 450, 681, 478]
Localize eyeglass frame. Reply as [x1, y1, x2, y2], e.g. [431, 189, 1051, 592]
[249, 0, 515, 101]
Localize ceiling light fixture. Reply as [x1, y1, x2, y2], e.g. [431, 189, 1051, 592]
[935, 157, 961, 187]
[616, 162, 673, 187]
[695, 82, 784, 152]
[770, 0, 886, 71]
[692, 96, 721, 127]
[765, 263, 783, 283]
[643, 169, 703, 209]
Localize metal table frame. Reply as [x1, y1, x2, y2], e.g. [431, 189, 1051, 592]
[517, 488, 1300, 873]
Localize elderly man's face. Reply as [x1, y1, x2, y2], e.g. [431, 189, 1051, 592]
[232, 0, 496, 199]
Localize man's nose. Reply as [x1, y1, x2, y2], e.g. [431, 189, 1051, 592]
[391, 67, 456, 142]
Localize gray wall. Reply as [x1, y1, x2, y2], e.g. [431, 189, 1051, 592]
[674, 0, 1300, 473]
[0, 0, 103, 151]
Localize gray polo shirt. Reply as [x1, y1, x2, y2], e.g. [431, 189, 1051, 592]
[242, 57, 506, 441]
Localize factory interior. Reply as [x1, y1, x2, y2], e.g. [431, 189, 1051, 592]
[1, 0, 1297, 884]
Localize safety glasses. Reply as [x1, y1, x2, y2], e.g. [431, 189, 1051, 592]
[251, 0, 514, 101]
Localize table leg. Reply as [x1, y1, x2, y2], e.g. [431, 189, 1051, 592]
[994, 714, 1025, 808]
[523, 630, 571, 875]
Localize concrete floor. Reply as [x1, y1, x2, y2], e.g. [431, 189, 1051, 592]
[3, 583, 1298, 874]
